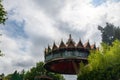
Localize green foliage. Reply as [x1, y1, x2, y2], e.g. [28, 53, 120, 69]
[78, 40, 120, 80]
[98, 23, 120, 45]
[24, 62, 65, 80]
[0, 0, 6, 57]
[3, 74, 12, 80]
[0, 50, 4, 56]
[10, 70, 25, 80]
[0, 0, 7, 24]
[2, 70, 25, 80]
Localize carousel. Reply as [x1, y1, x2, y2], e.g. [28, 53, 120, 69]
[44, 34, 97, 74]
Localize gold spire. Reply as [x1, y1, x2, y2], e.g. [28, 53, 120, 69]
[59, 40, 66, 49]
[66, 34, 74, 44]
[66, 34, 75, 48]
[84, 40, 91, 49]
[91, 43, 96, 49]
[44, 48, 48, 55]
[52, 42, 58, 51]
[48, 45, 51, 53]
[69, 34, 72, 39]
[76, 39, 83, 48]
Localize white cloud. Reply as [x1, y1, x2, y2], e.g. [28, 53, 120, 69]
[59, 0, 120, 45]
[0, 34, 35, 74]
[1, 0, 66, 75]
[1, 0, 120, 80]
[4, 0, 66, 40]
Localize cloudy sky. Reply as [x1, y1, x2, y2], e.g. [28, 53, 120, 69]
[0, 0, 120, 80]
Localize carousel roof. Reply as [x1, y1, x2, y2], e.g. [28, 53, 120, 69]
[91, 43, 96, 49]
[45, 34, 97, 55]
[76, 39, 83, 48]
[66, 34, 75, 48]
[84, 40, 91, 50]
[52, 42, 58, 51]
[59, 40, 66, 49]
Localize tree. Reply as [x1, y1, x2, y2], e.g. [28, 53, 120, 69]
[19, 70, 25, 80]
[0, 0, 7, 24]
[24, 62, 65, 80]
[98, 23, 120, 45]
[0, 73, 4, 80]
[0, 0, 7, 56]
[3, 74, 12, 80]
[78, 40, 120, 80]
[0, 50, 4, 56]
[10, 70, 22, 80]
[114, 27, 120, 40]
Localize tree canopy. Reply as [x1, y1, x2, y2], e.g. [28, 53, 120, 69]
[0, 0, 7, 56]
[98, 23, 120, 45]
[0, 0, 7, 24]
[3, 62, 65, 80]
[10, 70, 24, 80]
[78, 40, 120, 80]
[24, 62, 65, 80]
[77, 23, 120, 79]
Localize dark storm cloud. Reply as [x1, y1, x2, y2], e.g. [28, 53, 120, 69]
[13, 59, 35, 68]
[31, 36, 53, 47]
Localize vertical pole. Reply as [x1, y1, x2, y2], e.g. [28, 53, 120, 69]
[72, 61, 79, 74]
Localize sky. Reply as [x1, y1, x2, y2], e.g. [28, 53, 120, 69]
[0, 0, 120, 80]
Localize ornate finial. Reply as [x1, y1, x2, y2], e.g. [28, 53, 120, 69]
[59, 39, 66, 49]
[84, 40, 91, 49]
[79, 38, 82, 42]
[87, 39, 89, 42]
[52, 42, 58, 51]
[94, 42, 96, 45]
[67, 34, 75, 44]
[66, 34, 75, 49]
[77, 39, 83, 48]
[44, 48, 47, 54]
[48, 45, 51, 53]
[69, 34, 72, 39]
[48, 44, 50, 48]
[91, 42, 96, 49]
[61, 38, 62, 40]
[53, 41, 55, 45]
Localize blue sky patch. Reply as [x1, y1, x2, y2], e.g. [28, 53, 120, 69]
[3, 19, 27, 39]
[92, 0, 106, 7]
